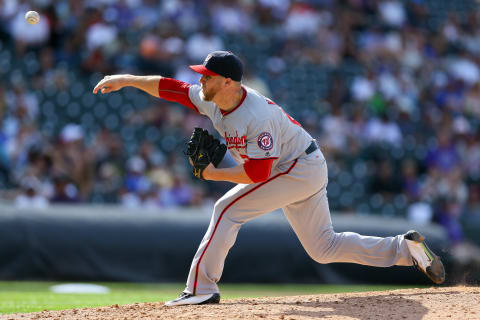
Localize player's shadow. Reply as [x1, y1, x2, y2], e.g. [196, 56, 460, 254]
[224, 290, 461, 320]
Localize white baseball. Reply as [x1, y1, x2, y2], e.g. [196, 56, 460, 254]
[25, 11, 40, 25]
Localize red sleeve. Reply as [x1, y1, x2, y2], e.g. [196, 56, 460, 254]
[158, 78, 199, 113]
[243, 158, 275, 183]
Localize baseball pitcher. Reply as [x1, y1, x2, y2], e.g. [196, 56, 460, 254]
[93, 51, 445, 306]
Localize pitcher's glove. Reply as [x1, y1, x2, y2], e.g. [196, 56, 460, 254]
[184, 128, 227, 180]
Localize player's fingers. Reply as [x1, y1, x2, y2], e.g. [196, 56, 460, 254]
[94, 84, 113, 94]
[93, 81, 105, 94]
[92, 77, 111, 94]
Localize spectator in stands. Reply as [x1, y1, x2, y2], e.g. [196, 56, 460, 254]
[51, 124, 93, 201]
[14, 176, 49, 209]
[161, 0, 200, 33]
[159, 175, 195, 208]
[124, 156, 150, 195]
[369, 159, 402, 205]
[137, 32, 175, 76]
[320, 105, 349, 156]
[243, 67, 271, 97]
[283, 2, 322, 38]
[425, 130, 460, 174]
[185, 26, 224, 62]
[138, 141, 166, 172]
[400, 158, 421, 202]
[364, 112, 403, 145]
[351, 72, 375, 102]
[50, 175, 80, 203]
[209, 1, 253, 34]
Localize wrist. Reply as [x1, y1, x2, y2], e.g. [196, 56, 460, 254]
[202, 164, 217, 180]
[122, 74, 136, 87]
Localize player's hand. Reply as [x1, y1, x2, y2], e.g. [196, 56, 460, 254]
[92, 75, 128, 94]
[200, 163, 216, 180]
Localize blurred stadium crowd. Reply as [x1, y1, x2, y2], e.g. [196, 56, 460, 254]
[0, 0, 480, 256]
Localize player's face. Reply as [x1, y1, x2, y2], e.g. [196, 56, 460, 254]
[200, 75, 223, 101]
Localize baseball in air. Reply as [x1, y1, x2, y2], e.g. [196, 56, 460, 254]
[25, 11, 40, 25]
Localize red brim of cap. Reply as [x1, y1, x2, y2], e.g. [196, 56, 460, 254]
[189, 65, 220, 76]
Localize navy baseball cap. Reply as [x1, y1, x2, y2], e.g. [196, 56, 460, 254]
[190, 51, 243, 81]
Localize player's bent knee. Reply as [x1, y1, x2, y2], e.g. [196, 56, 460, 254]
[304, 230, 338, 264]
[307, 246, 338, 264]
[305, 244, 334, 263]
[213, 198, 228, 215]
[308, 252, 336, 264]
[212, 197, 237, 221]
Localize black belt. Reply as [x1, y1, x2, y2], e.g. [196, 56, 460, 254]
[305, 140, 318, 155]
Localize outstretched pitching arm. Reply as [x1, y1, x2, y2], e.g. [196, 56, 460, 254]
[93, 75, 161, 97]
[93, 75, 198, 112]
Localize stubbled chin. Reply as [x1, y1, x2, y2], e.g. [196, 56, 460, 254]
[200, 90, 213, 101]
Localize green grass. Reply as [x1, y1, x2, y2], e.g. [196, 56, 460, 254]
[0, 281, 424, 315]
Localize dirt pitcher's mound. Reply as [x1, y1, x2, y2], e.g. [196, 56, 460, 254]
[2, 286, 480, 320]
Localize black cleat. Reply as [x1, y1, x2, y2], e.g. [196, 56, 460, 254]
[404, 230, 445, 284]
[164, 292, 221, 307]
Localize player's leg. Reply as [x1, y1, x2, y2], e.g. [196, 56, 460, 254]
[184, 184, 256, 297]
[283, 186, 413, 267]
[282, 156, 444, 283]
[165, 184, 255, 306]
[168, 160, 318, 306]
[282, 152, 413, 266]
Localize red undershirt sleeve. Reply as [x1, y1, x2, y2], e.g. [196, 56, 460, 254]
[243, 158, 275, 183]
[157, 78, 199, 113]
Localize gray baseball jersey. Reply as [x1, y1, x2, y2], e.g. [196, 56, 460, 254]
[188, 85, 312, 165]
[183, 84, 414, 295]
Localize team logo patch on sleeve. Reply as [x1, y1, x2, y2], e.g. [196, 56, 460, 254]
[257, 132, 273, 151]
